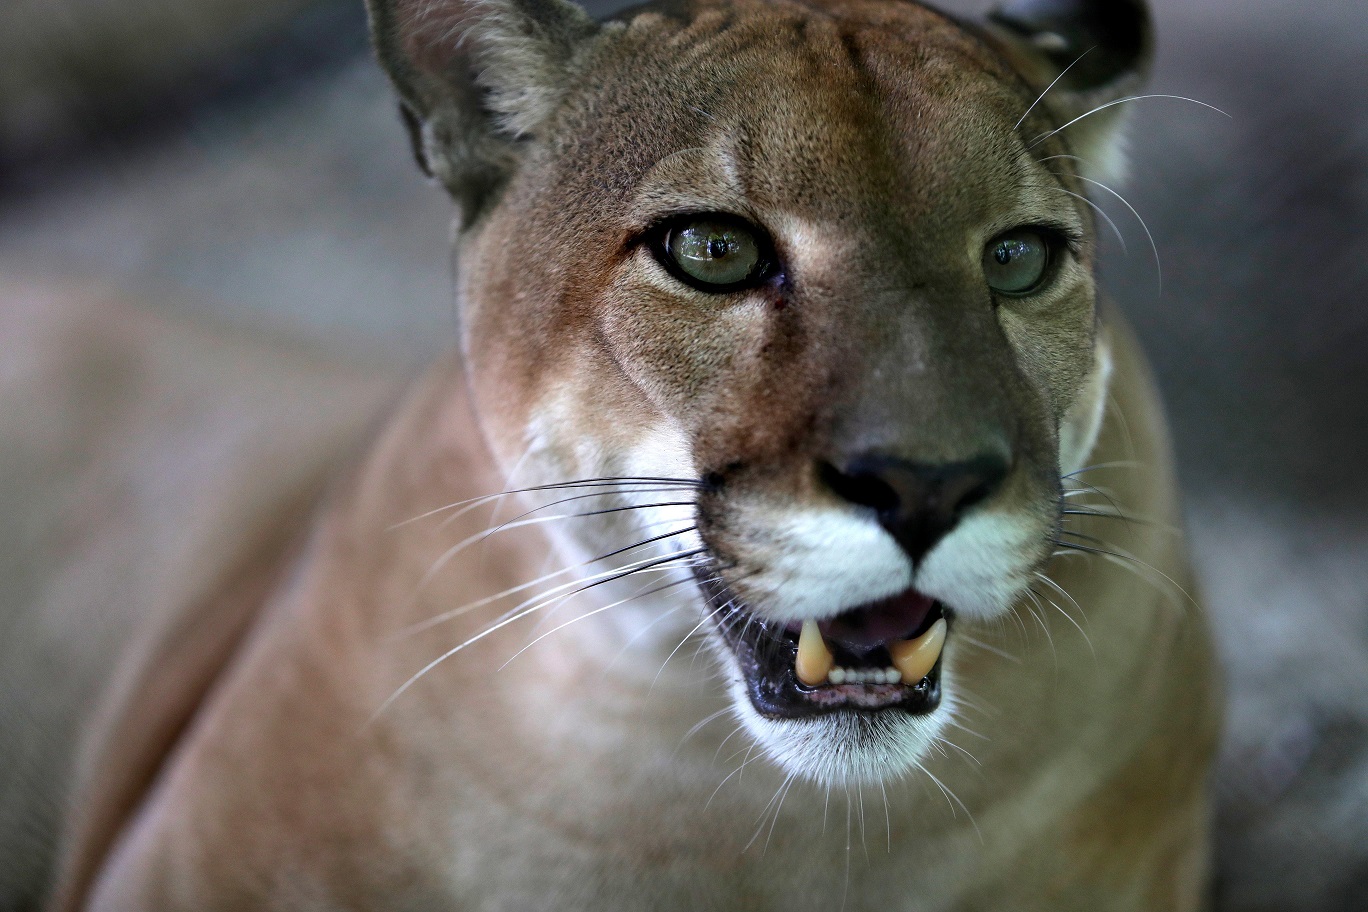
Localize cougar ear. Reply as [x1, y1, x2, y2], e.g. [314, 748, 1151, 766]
[365, 0, 600, 222]
[982, 0, 1153, 183]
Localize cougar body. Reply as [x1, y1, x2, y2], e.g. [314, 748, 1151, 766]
[12, 1, 1220, 909]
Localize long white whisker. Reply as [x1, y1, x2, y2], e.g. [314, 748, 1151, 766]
[604, 600, 692, 676]
[371, 548, 704, 720]
[1033, 570, 1090, 623]
[1052, 540, 1199, 611]
[1022, 588, 1058, 665]
[416, 502, 695, 600]
[398, 525, 697, 637]
[879, 780, 892, 853]
[955, 633, 1022, 664]
[1030, 582, 1094, 658]
[934, 735, 981, 767]
[1015, 47, 1096, 130]
[390, 476, 701, 530]
[649, 598, 732, 696]
[499, 576, 695, 670]
[705, 748, 765, 810]
[1027, 94, 1231, 151]
[436, 488, 694, 533]
[1048, 186, 1128, 253]
[1074, 174, 1163, 295]
[914, 761, 980, 842]
[677, 708, 732, 754]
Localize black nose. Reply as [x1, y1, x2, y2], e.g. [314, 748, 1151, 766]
[820, 453, 1011, 564]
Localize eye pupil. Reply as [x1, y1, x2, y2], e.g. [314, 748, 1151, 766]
[982, 230, 1051, 295]
[661, 216, 767, 291]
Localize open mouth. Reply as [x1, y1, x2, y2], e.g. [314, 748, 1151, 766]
[696, 567, 949, 720]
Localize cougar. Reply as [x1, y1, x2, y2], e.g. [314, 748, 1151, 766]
[22, 0, 1221, 908]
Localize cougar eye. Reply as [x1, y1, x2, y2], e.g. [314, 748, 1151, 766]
[982, 228, 1052, 295]
[656, 215, 772, 292]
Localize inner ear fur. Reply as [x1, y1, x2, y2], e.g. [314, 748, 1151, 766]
[980, 0, 1154, 183]
[365, 0, 600, 223]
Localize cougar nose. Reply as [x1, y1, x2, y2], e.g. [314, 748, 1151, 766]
[820, 453, 1011, 564]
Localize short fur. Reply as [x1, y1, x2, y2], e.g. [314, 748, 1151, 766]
[17, 0, 1219, 908]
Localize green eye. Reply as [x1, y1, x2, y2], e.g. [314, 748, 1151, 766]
[983, 229, 1051, 295]
[661, 217, 768, 291]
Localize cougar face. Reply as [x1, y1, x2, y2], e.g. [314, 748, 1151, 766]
[373, 0, 1147, 785]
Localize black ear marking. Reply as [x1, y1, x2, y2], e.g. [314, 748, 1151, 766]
[398, 101, 433, 178]
[988, 0, 1151, 90]
[366, 0, 599, 225]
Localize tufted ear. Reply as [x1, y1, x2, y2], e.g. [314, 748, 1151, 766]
[365, 0, 600, 223]
[981, 0, 1153, 183]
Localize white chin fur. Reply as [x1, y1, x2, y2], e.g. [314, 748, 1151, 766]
[726, 661, 958, 787]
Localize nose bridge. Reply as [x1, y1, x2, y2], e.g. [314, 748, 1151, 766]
[827, 291, 1019, 465]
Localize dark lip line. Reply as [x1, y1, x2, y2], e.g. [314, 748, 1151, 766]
[690, 557, 948, 719]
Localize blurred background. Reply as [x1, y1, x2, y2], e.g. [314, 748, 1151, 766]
[0, 0, 1364, 908]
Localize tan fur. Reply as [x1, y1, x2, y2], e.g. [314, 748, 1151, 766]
[11, 1, 1219, 908]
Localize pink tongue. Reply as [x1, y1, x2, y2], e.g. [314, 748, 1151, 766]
[819, 589, 936, 656]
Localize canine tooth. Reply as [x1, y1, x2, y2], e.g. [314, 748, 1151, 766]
[796, 620, 835, 686]
[829, 667, 847, 684]
[889, 618, 948, 684]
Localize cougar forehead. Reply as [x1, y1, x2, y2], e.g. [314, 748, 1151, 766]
[464, 0, 1095, 460]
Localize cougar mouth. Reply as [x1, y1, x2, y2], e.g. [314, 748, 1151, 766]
[696, 567, 948, 720]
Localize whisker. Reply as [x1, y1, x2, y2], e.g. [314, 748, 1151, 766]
[1055, 528, 1109, 548]
[712, 722, 747, 764]
[390, 475, 703, 530]
[1047, 185, 1128, 253]
[398, 525, 698, 637]
[934, 735, 982, 767]
[1062, 460, 1140, 480]
[1015, 47, 1096, 130]
[955, 633, 1022, 664]
[1030, 577, 1094, 658]
[763, 774, 799, 856]
[604, 601, 693, 676]
[1022, 588, 1058, 665]
[856, 782, 869, 864]
[371, 548, 705, 721]
[943, 717, 990, 742]
[415, 499, 697, 597]
[1074, 174, 1163, 295]
[649, 597, 734, 695]
[677, 707, 732, 754]
[879, 780, 892, 854]
[483, 544, 700, 635]
[1060, 478, 1125, 516]
[1027, 94, 1231, 152]
[913, 761, 981, 842]
[705, 748, 766, 810]
[1050, 540, 1199, 611]
[499, 576, 697, 670]
[436, 488, 694, 533]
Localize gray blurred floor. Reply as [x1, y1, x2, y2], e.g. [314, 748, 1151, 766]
[0, 0, 1365, 908]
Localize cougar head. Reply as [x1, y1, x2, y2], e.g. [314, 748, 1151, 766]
[368, 0, 1153, 785]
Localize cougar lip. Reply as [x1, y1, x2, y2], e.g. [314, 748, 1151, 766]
[695, 564, 948, 719]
